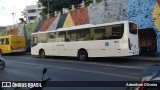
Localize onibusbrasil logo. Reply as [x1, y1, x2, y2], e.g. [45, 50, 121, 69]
[1, 82, 42, 88]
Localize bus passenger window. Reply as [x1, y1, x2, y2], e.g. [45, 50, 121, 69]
[111, 24, 124, 39]
[77, 28, 90, 41]
[38, 33, 47, 43]
[0, 39, 5, 44]
[57, 31, 65, 42]
[102, 33, 109, 39]
[93, 27, 105, 40]
[47, 32, 56, 43]
[33, 37, 37, 44]
[68, 30, 78, 41]
[0, 39, 3, 44]
[5, 38, 9, 44]
[86, 33, 94, 40]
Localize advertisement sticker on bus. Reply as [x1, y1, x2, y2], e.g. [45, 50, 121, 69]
[105, 42, 109, 46]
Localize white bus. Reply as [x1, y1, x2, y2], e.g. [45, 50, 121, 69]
[31, 21, 139, 60]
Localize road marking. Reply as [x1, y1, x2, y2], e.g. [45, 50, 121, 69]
[6, 60, 139, 80]
[5, 56, 145, 70]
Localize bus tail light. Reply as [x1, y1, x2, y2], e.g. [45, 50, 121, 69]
[128, 38, 131, 50]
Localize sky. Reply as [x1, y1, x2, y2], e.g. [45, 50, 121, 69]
[0, 0, 38, 26]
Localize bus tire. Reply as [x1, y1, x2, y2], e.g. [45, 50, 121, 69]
[0, 60, 5, 70]
[78, 50, 88, 61]
[39, 49, 45, 58]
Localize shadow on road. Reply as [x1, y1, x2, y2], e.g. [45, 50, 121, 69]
[2, 52, 28, 56]
[32, 55, 136, 64]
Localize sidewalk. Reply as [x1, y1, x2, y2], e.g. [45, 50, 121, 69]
[123, 56, 160, 62]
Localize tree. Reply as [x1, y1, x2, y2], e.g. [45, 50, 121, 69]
[19, 18, 26, 24]
[39, 0, 84, 18]
[19, 9, 26, 24]
[85, 0, 102, 6]
[21, 9, 27, 20]
[38, 0, 102, 18]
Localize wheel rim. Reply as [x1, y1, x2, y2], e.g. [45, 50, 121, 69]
[80, 53, 85, 60]
[79, 51, 87, 61]
[40, 51, 45, 58]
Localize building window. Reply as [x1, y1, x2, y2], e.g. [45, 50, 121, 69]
[28, 16, 37, 20]
[38, 4, 41, 8]
[28, 9, 37, 13]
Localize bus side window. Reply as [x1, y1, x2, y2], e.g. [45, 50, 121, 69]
[47, 32, 56, 43]
[0, 39, 5, 44]
[0, 39, 2, 44]
[93, 27, 105, 40]
[5, 38, 9, 45]
[111, 24, 124, 39]
[31, 35, 38, 47]
[77, 28, 90, 41]
[33, 37, 38, 45]
[68, 30, 78, 41]
[65, 31, 70, 42]
[57, 31, 65, 42]
[38, 33, 47, 43]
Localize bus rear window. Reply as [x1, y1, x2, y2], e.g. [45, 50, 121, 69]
[129, 22, 137, 34]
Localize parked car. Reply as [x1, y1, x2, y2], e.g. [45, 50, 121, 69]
[127, 64, 160, 90]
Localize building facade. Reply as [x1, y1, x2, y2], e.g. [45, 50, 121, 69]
[0, 0, 160, 56]
[26, 2, 43, 24]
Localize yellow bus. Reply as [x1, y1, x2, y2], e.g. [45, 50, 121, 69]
[0, 35, 26, 54]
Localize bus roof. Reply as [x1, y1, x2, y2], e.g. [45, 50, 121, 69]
[0, 35, 25, 38]
[32, 20, 133, 35]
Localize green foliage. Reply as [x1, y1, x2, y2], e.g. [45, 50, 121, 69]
[39, 0, 75, 18]
[39, 0, 102, 18]
[19, 18, 26, 24]
[20, 9, 27, 21]
[25, 23, 38, 39]
[85, 0, 102, 6]
[85, 0, 92, 6]
[0, 31, 7, 36]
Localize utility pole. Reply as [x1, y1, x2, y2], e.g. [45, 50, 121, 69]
[47, 0, 53, 19]
[47, 0, 50, 19]
[12, 13, 15, 25]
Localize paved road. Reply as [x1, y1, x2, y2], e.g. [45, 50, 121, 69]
[0, 54, 159, 90]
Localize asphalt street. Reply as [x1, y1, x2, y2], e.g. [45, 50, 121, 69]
[0, 54, 159, 90]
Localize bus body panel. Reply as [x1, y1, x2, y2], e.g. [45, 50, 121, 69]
[0, 35, 26, 54]
[31, 40, 138, 57]
[127, 22, 139, 55]
[10, 36, 26, 52]
[31, 21, 139, 58]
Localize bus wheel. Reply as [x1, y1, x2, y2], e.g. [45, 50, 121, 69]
[0, 60, 5, 70]
[78, 50, 88, 61]
[39, 50, 45, 58]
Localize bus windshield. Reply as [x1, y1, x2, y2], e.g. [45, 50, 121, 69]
[129, 22, 137, 34]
